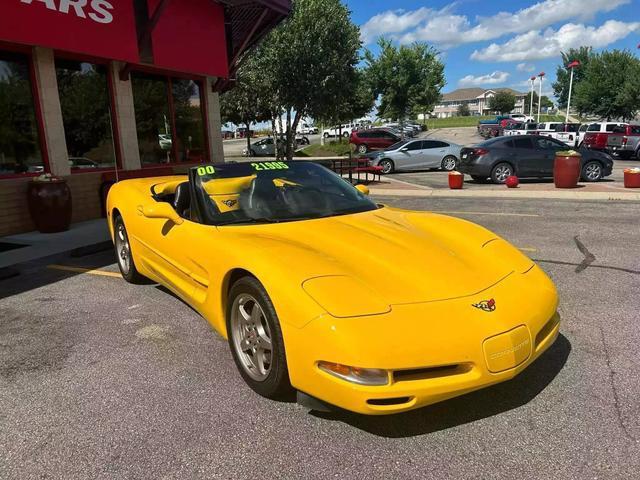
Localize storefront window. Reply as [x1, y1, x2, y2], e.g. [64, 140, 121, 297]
[0, 51, 43, 176]
[131, 73, 207, 165]
[55, 60, 116, 171]
[131, 72, 173, 165]
[172, 79, 206, 163]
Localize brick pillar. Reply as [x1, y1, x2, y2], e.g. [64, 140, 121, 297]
[32, 47, 69, 176]
[204, 77, 225, 162]
[109, 62, 141, 170]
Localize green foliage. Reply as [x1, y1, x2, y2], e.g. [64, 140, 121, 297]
[552, 46, 593, 109]
[228, 0, 368, 159]
[297, 141, 352, 157]
[364, 39, 445, 122]
[488, 91, 516, 114]
[457, 103, 470, 116]
[573, 49, 640, 120]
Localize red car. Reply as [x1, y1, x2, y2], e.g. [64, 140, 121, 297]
[350, 128, 401, 154]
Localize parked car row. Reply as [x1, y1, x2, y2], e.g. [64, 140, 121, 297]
[242, 134, 310, 157]
[458, 135, 613, 184]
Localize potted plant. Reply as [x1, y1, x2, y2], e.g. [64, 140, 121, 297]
[27, 173, 72, 233]
[554, 150, 581, 188]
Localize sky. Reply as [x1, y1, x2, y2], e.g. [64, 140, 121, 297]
[346, 0, 640, 99]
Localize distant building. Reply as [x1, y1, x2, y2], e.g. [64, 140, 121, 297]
[433, 88, 527, 118]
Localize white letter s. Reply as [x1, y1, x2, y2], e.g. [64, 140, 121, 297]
[89, 0, 113, 24]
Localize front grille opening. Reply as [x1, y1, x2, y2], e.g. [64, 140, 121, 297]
[367, 397, 412, 406]
[392, 363, 471, 383]
[535, 315, 559, 347]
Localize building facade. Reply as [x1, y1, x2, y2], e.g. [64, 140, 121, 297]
[0, 0, 289, 236]
[433, 88, 527, 118]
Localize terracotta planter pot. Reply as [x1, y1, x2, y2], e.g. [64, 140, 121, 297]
[27, 180, 72, 233]
[554, 153, 581, 188]
[448, 172, 464, 189]
[623, 170, 640, 188]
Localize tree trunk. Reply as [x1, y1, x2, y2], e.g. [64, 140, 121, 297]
[271, 116, 278, 159]
[245, 121, 251, 155]
[276, 111, 284, 160]
[285, 108, 293, 161]
[287, 110, 304, 161]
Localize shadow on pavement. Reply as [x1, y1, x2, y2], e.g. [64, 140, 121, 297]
[311, 334, 571, 438]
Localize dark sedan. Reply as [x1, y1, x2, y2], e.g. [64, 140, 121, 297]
[458, 135, 613, 184]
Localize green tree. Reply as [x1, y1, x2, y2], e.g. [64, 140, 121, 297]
[457, 103, 470, 116]
[237, 0, 366, 159]
[488, 91, 516, 114]
[573, 49, 640, 120]
[552, 46, 593, 109]
[220, 54, 271, 153]
[364, 39, 445, 128]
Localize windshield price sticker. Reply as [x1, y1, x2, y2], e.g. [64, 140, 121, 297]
[251, 162, 289, 171]
[197, 166, 216, 176]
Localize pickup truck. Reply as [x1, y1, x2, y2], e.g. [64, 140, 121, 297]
[536, 122, 563, 137]
[503, 122, 539, 136]
[603, 124, 640, 159]
[477, 116, 517, 138]
[582, 122, 629, 152]
[548, 123, 581, 147]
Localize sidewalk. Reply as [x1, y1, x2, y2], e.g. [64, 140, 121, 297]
[368, 175, 640, 201]
[0, 219, 110, 270]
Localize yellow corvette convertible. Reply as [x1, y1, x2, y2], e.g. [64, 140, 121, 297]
[106, 161, 560, 415]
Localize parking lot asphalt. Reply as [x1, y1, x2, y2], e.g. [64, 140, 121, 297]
[1, 197, 639, 479]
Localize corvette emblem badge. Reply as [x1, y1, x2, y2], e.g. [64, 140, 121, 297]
[222, 199, 237, 207]
[472, 298, 496, 312]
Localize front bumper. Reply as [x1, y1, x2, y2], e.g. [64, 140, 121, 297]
[284, 265, 560, 415]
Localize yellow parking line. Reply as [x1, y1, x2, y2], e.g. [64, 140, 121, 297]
[433, 210, 540, 217]
[48, 264, 122, 278]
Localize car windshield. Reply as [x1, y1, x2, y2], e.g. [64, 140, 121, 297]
[192, 161, 378, 225]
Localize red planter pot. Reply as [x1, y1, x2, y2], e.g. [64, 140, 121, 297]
[505, 175, 519, 188]
[27, 180, 72, 233]
[448, 172, 464, 189]
[623, 170, 640, 188]
[554, 154, 581, 188]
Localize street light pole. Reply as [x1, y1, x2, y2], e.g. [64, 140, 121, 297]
[537, 72, 545, 123]
[529, 76, 536, 120]
[565, 60, 580, 123]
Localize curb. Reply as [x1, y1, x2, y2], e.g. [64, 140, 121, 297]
[369, 188, 640, 201]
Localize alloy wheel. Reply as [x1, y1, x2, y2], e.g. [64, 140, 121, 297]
[114, 223, 131, 275]
[493, 164, 512, 183]
[230, 294, 273, 382]
[584, 162, 602, 181]
[442, 156, 457, 171]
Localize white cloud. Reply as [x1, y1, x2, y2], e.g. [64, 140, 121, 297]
[360, 7, 432, 45]
[471, 20, 640, 62]
[458, 71, 511, 87]
[516, 63, 536, 72]
[360, 0, 630, 47]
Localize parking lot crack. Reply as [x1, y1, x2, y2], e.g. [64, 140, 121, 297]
[598, 326, 636, 443]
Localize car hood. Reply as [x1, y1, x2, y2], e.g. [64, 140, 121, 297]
[220, 206, 533, 305]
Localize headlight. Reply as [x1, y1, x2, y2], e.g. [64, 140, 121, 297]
[318, 361, 389, 386]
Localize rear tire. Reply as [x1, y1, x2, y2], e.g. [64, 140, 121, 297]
[226, 276, 292, 400]
[490, 163, 513, 184]
[379, 159, 395, 174]
[113, 215, 147, 284]
[441, 156, 457, 171]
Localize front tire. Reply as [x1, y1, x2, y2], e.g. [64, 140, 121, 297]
[491, 162, 513, 184]
[379, 159, 395, 174]
[441, 155, 457, 171]
[227, 276, 292, 400]
[113, 215, 147, 284]
[581, 161, 603, 182]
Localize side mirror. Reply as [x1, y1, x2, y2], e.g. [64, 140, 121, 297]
[138, 203, 184, 225]
[355, 184, 370, 195]
[400, 147, 409, 152]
